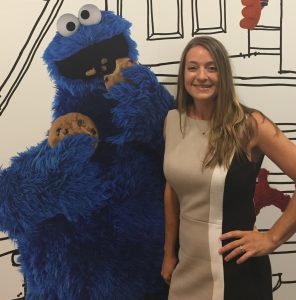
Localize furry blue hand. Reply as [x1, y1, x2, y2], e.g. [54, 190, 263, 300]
[121, 64, 158, 90]
[105, 64, 175, 146]
[0, 135, 104, 237]
[52, 134, 98, 165]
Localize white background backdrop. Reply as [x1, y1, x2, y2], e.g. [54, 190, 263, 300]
[1, 0, 296, 299]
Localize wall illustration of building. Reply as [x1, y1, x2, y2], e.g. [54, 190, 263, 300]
[0, 0, 295, 299]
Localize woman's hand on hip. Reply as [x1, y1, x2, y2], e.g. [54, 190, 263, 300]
[218, 230, 278, 264]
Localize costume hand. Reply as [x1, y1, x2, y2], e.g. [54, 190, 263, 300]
[161, 255, 178, 285]
[121, 64, 158, 89]
[219, 230, 277, 264]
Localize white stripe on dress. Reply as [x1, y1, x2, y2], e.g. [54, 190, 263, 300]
[208, 164, 228, 300]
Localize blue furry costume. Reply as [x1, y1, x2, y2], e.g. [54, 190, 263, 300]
[0, 5, 174, 299]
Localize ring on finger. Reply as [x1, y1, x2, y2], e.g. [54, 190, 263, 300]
[239, 245, 246, 254]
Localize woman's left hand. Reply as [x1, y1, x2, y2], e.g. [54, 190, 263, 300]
[218, 230, 277, 264]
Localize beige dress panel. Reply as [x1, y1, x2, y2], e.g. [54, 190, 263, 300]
[164, 109, 219, 300]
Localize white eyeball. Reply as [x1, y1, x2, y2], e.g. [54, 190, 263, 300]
[78, 4, 102, 26]
[57, 13, 80, 37]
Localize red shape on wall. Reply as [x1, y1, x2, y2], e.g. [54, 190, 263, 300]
[240, 0, 263, 30]
[254, 168, 291, 215]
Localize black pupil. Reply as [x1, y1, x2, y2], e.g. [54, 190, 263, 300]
[81, 10, 90, 20]
[66, 22, 76, 32]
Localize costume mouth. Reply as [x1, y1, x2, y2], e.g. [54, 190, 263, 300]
[56, 34, 129, 80]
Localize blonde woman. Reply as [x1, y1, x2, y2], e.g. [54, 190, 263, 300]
[161, 36, 296, 300]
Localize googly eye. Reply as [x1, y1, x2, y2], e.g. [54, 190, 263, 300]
[57, 13, 80, 37]
[78, 4, 102, 26]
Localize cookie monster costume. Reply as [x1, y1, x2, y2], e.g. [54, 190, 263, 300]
[0, 4, 174, 299]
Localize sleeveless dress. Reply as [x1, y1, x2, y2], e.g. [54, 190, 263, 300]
[163, 109, 273, 300]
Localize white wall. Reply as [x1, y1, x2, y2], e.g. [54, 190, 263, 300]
[1, 0, 295, 299]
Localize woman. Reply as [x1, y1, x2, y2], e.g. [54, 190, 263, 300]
[161, 36, 296, 300]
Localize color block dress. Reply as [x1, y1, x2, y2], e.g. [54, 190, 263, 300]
[163, 110, 273, 300]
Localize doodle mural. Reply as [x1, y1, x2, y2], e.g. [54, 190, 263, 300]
[0, 0, 296, 299]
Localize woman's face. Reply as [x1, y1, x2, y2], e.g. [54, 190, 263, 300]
[184, 45, 219, 104]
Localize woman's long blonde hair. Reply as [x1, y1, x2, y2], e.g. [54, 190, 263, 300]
[177, 36, 255, 168]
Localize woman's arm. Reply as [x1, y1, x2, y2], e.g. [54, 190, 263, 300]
[219, 111, 296, 263]
[161, 182, 180, 284]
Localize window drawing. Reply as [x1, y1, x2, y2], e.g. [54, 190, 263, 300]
[247, 0, 281, 57]
[147, 0, 184, 40]
[192, 0, 226, 35]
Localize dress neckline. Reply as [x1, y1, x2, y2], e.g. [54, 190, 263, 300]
[183, 113, 210, 136]
[185, 111, 211, 122]
[186, 115, 210, 122]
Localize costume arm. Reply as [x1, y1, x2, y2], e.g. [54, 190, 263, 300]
[161, 182, 180, 284]
[0, 134, 103, 237]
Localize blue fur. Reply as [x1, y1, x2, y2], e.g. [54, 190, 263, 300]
[0, 7, 175, 300]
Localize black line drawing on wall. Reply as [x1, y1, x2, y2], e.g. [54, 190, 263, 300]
[273, 273, 296, 291]
[147, 0, 296, 89]
[103, 0, 123, 16]
[147, 0, 184, 40]
[0, 0, 65, 116]
[0, 237, 25, 299]
[192, 0, 226, 35]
